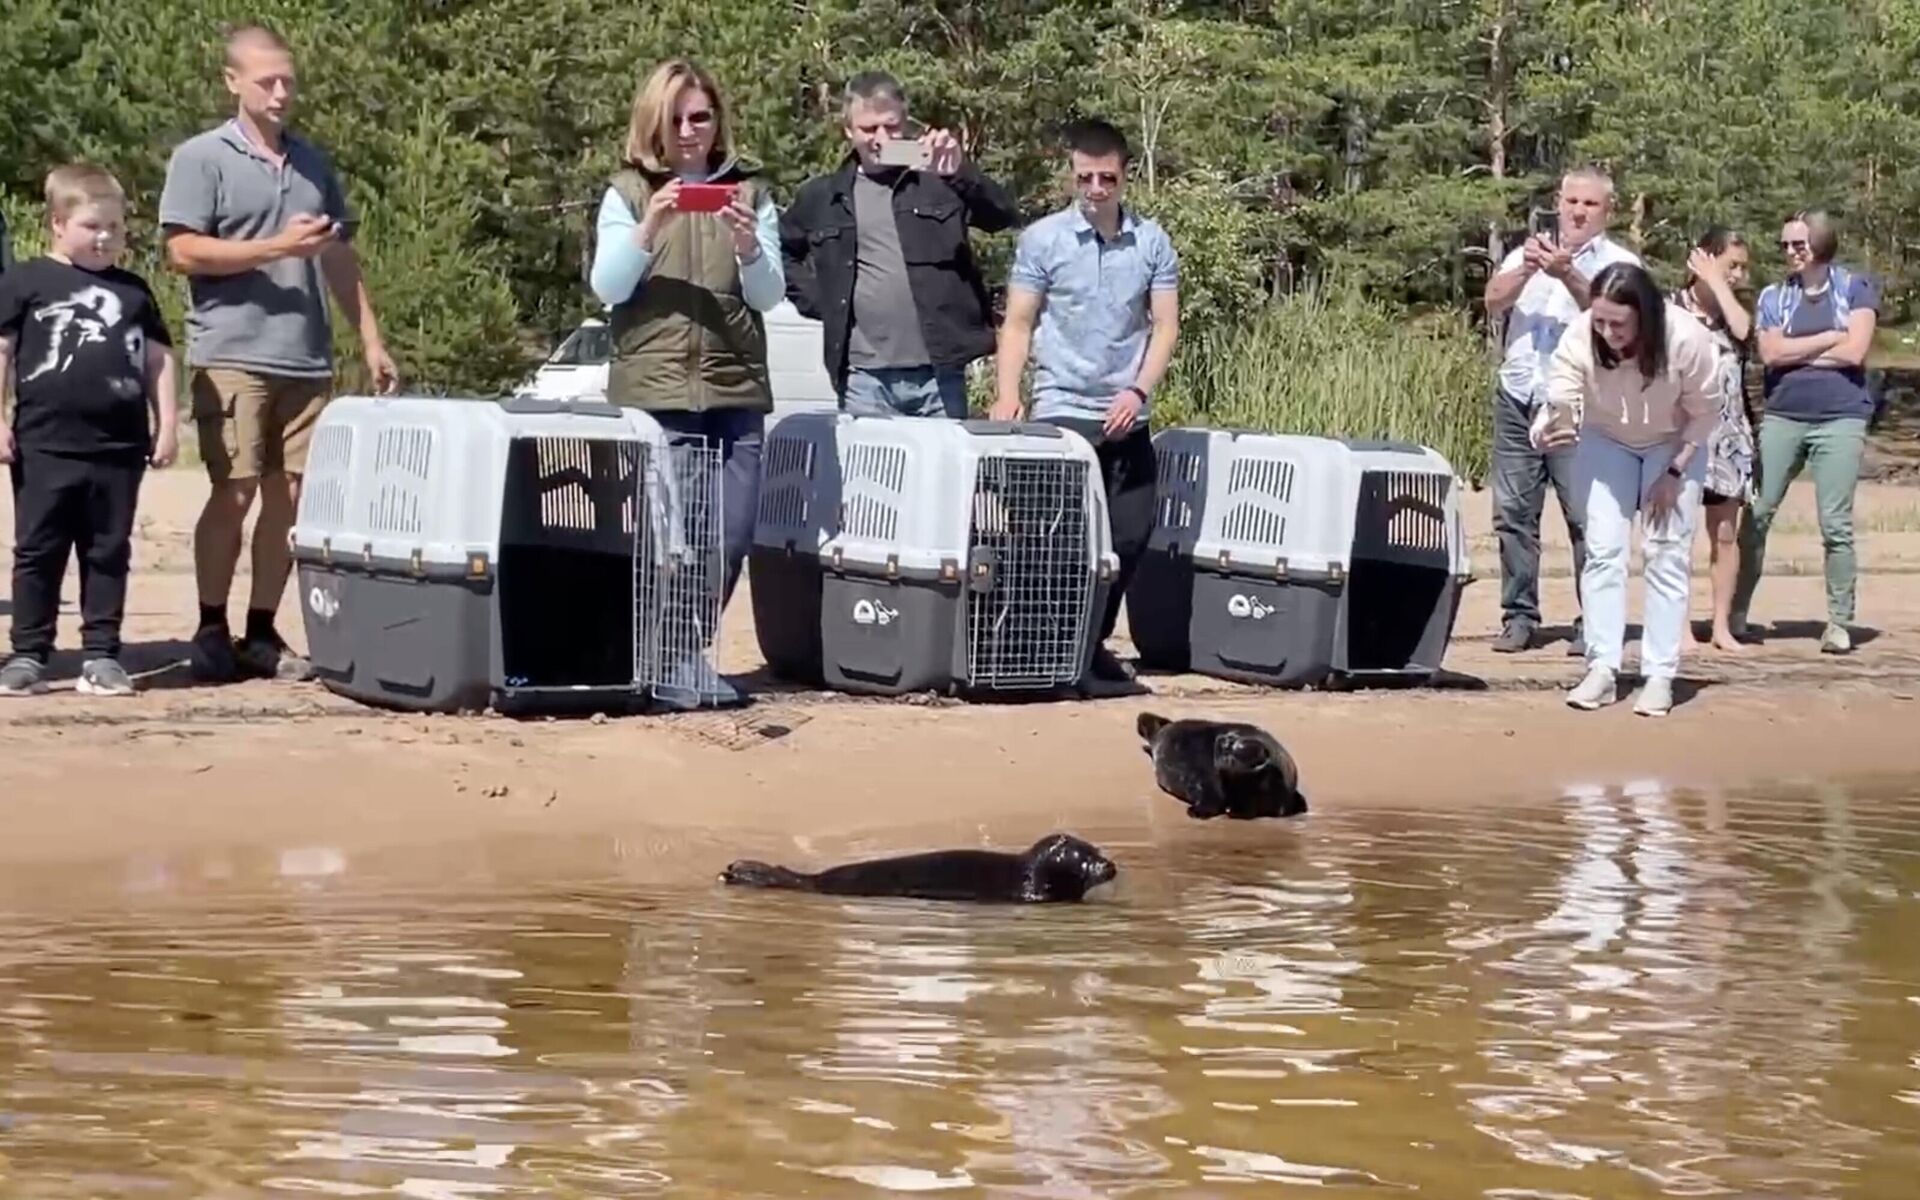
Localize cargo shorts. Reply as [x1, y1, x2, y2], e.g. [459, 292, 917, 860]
[191, 367, 333, 483]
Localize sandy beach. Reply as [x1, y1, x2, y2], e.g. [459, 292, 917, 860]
[1, 466, 1916, 881]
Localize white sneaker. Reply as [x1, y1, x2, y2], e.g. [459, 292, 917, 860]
[77, 658, 136, 697]
[1565, 665, 1617, 711]
[1820, 623, 1852, 655]
[1633, 676, 1674, 718]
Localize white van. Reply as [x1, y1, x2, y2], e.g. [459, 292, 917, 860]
[514, 300, 841, 427]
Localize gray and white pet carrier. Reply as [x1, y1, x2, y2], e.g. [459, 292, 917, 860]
[749, 414, 1118, 696]
[1129, 430, 1470, 688]
[289, 395, 726, 714]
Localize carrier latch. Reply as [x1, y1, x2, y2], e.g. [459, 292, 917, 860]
[966, 546, 996, 593]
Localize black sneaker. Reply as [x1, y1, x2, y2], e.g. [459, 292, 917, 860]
[190, 625, 241, 683]
[236, 634, 315, 683]
[1491, 622, 1534, 653]
[1088, 647, 1137, 683]
[0, 655, 48, 697]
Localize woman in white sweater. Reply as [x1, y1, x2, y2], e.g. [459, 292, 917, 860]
[1533, 262, 1719, 716]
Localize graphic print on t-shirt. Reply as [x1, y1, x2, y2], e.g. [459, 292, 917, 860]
[24, 284, 143, 395]
[0, 257, 172, 454]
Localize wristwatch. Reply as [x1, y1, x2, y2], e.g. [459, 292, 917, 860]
[1121, 385, 1148, 404]
[1665, 464, 1683, 478]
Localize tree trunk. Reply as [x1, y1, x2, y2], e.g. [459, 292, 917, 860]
[1483, 7, 1511, 349]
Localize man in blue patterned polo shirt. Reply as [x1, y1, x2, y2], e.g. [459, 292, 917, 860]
[992, 118, 1181, 683]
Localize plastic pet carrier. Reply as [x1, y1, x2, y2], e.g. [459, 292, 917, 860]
[289, 395, 727, 714]
[1129, 430, 1470, 688]
[749, 414, 1119, 696]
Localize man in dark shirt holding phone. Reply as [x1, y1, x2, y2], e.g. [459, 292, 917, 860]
[780, 71, 1020, 419]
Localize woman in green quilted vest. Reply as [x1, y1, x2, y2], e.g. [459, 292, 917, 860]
[590, 59, 783, 707]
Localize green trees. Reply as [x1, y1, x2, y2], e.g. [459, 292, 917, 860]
[2, 0, 1911, 462]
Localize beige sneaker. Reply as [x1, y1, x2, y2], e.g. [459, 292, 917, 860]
[1633, 676, 1674, 718]
[1565, 665, 1617, 711]
[1819, 623, 1852, 655]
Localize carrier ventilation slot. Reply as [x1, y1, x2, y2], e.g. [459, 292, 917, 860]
[1352, 469, 1450, 565]
[841, 442, 907, 543]
[304, 424, 354, 529]
[1218, 456, 1296, 550]
[1152, 448, 1204, 534]
[756, 435, 817, 531]
[367, 426, 435, 536]
[965, 455, 1092, 689]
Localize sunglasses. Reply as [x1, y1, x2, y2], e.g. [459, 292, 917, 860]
[1778, 239, 1810, 253]
[1076, 171, 1122, 187]
[677, 110, 715, 129]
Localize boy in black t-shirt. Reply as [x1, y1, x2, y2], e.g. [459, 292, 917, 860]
[0, 163, 180, 696]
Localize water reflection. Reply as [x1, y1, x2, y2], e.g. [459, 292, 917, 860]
[1, 779, 1918, 1196]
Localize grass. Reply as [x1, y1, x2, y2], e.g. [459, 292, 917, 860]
[1153, 284, 1492, 482]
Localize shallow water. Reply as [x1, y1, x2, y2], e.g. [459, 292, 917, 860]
[3, 778, 1919, 1198]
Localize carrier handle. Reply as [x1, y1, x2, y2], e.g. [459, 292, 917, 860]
[497, 396, 626, 419]
[958, 418, 1065, 439]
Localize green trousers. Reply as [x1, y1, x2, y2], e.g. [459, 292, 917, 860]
[1733, 414, 1868, 625]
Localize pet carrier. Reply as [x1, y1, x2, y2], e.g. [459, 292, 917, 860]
[749, 414, 1119, 696]
[1129, 430, 1470, 688]
[289, 394, 726, 714]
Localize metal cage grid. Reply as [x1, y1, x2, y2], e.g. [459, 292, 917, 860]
[963, 454, 1093, 689]
[634, 436, 726, 706]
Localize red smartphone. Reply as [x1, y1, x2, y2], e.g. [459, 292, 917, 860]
[676, 182, 739, 213]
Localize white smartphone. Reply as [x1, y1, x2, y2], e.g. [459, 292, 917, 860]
[878, 138, 931, 170]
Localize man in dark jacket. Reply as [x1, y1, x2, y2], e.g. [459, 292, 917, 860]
[780, 70, 1020, 419]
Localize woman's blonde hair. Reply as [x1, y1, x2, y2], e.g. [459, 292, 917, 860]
[625, 59, 736, 173]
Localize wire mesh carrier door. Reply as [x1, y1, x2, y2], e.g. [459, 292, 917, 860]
[963, 453, 1095, 689]
[632, 433, 726, 707]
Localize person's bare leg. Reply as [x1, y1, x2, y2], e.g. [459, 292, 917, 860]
[248, 472, 300, 617]
[195, 479, 260, 618]
[1709, 502, 1744, 650]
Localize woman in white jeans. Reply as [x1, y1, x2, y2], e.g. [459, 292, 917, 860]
[1533, 263, 1719, 716]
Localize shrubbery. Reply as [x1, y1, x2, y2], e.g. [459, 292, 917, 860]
[1155, 285, 1493, 483]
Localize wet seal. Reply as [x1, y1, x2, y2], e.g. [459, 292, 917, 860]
[721, 833, 1117, 903]
[1137, 712, 1307, 820]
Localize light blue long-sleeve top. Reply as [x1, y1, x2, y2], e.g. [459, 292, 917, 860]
[588, 168, 785, 313]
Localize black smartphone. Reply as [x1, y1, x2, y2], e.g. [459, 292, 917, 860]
[1529, 208, 1560, 246]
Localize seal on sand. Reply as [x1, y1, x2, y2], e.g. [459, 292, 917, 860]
[721, 833, 1118, 903]
[1137, 712, 1307, 820]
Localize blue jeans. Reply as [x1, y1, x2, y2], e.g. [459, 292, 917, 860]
[841, 366, 970, 419]
[648, 407, 763, 607]
[1491, 388, 1587, 630]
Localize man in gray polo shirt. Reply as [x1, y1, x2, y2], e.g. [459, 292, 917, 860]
[160, 23, 399, 684]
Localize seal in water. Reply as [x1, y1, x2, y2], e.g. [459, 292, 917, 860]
[1137, 712, 1307, 820]
[721, 833, 1118, 903]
